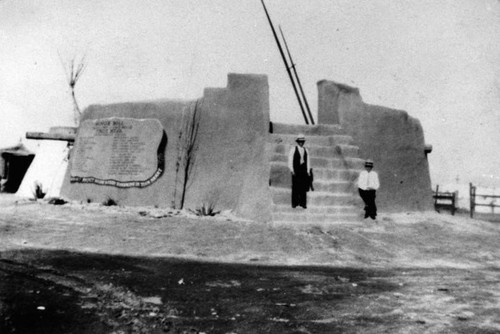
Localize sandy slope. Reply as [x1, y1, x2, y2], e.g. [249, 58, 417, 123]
[1, 193, 499, 270]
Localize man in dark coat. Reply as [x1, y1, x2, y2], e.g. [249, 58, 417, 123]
[288, 134, 311, 209]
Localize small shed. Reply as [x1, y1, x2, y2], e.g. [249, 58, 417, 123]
[0, 143, 35, 193]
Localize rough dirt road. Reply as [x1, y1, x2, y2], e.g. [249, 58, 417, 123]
[1, 249, 499, 334]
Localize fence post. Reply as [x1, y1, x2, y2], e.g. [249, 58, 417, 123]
[452, 191, 457, 215]
[469, 182, 475, 218]
[434, 185, 439, 210]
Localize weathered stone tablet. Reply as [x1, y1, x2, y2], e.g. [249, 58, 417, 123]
[70, 118, 165, 188]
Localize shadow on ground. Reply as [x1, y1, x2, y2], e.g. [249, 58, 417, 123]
[0, 248, 405, 334]
[2, 249, 499, 334]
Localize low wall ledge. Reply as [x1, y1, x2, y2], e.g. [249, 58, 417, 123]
[317, 80, 360, 94]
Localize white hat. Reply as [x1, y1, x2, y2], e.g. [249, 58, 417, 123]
[296, 134, 306, 142]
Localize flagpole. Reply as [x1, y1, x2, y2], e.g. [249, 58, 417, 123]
[279, 25, 315, 125]
[260, 0, 310, 125]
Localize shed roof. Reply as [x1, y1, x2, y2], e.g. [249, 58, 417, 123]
[0, 143, 34, 156]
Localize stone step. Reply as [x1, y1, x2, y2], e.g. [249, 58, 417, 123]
[270, 154, 364, 170]
[272, 179, 355, 193]
[270, 162, 361, 186]
[270, 122, 344, 136]
[271, 187, 357, 206]
[273, 204, 358, 215]
[270, 133, 353, 146]
[271, 143, 359, 158]
[313, 167, 362, 182]
[315, 180, 356, 193]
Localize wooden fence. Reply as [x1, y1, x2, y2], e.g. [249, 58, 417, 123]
[469, 183, 500, 218]
[433, 185, 457, 215]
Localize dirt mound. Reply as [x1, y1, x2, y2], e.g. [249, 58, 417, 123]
[1, 194, 499, 270]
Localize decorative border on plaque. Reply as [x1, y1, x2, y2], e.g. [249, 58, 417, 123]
[70, 167, 163, 188]
[70, 118, 167, 188]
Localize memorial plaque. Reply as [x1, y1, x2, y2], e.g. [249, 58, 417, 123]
[70, 118, 165, 188]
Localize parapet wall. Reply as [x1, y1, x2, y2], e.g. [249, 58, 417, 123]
[317, 80, 433, 211]
[60, 73, 272, 222]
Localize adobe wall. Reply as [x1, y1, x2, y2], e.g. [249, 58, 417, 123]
[317, 80, 433, 211]
[60, 73, 272, 222]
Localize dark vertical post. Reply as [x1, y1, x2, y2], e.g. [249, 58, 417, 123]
[260, 0, 309, 125]
[434, 185, 439, 210]
[279, 25, 315, 125]
[469, 182, 475, 218]
[452, 191, 456, 215]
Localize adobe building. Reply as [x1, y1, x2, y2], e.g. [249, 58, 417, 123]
[317, 80, 433, 213]
[59, 73, 433, 222]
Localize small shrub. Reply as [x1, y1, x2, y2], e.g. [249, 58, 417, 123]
[193, 202, 220, 217]
[47, 197, 67, 205]
[102, 197, 118, 206]
[32, 182, 46, 200]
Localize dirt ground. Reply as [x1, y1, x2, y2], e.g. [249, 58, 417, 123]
[0, 193, 499, 333]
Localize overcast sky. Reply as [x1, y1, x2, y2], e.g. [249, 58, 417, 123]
[1, 0, 499, 188]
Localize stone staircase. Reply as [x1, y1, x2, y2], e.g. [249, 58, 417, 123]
[269, 122, 364, 224]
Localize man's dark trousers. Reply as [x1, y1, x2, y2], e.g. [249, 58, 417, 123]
[358, 188, 377, 218]
[292, 163, 309, 208]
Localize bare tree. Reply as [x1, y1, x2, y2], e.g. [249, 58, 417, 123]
[173, 100, 202, 209]
[60, 53, 87, 126]
[174, 100, 201, 209]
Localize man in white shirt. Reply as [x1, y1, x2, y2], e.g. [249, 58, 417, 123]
[288, 134, 311, 208]
[357, 159, 380, 219]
